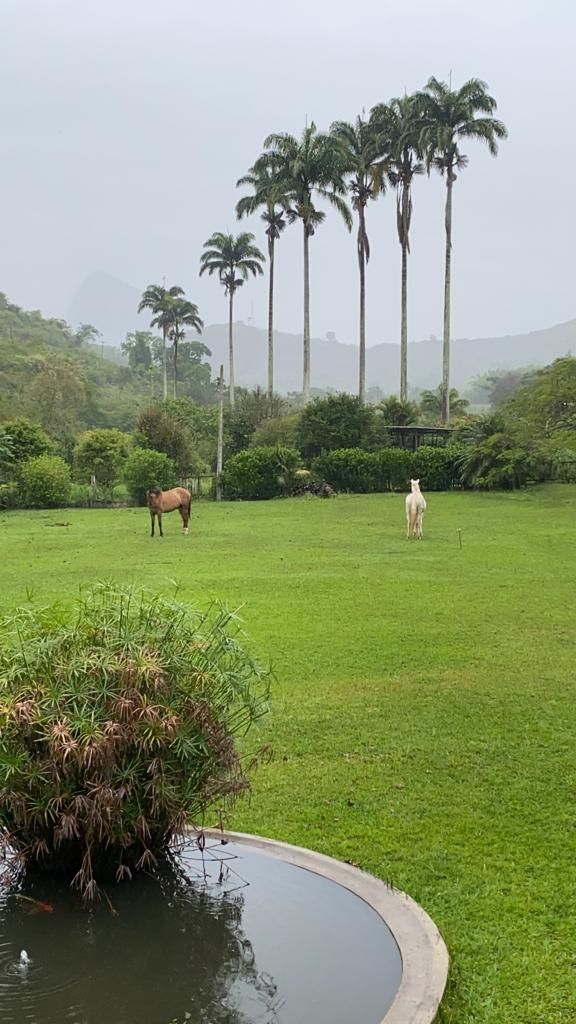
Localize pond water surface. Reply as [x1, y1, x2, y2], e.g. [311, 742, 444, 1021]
[0, 839, 402, 1024]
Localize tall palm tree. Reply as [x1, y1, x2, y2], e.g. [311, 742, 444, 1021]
[371, 96, 424, 403]
[263, 123, 352, 402]
[418, 77, 507, 424]
[330, 116, 385, 404]
[199, 233, 264, 407]
[236, 156, 289, 404]
[137, 284, 184, 400]
[168, 298, 203, 398]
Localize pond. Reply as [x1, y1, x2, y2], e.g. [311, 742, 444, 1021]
[0, 838, 402, 1024]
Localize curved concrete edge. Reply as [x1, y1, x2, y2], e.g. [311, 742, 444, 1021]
[200, 828, 449, 1024]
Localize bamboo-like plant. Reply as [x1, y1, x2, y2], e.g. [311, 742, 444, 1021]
[0, 584, 269, 901]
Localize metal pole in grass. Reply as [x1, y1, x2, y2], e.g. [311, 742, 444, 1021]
[457, 529, 462, 549]
[216, 364, 224, 502]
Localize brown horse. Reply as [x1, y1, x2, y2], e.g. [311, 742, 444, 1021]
[146, 487, 192, 537]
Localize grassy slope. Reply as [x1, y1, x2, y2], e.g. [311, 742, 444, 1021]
[1, 488, 574, 1024]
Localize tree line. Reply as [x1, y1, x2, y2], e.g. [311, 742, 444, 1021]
[137, 76, 506, 423]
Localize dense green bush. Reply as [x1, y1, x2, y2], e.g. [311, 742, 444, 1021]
[297, 394, 376, 458]
[73, 428, 130, 488]
[0, 584, 269, 900]
[313, 449, 381, 492]
[457, 435, 534, 489]
[0, 417, 54, 465]
[135, 406, 193, 475]
[0, 482, 21, 509]
[123, 448, 177, 505]
[411, 444, 464, 490]
[376, 448, 414, 490]
[18, 454, 72, 507]
[250, 413, 301, 450]
[222, 446, 299, 500]
[313, 448, 415, 492]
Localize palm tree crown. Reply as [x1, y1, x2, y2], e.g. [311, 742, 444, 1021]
[263, 123, 352, 401]
[138, 284, 186, 400]
[236, 156, 289, 402]
[371, 95, 425, 401]
[416, 77, 507, 425]
[330, 116, 386, 403]
[199, 232, 264, 407]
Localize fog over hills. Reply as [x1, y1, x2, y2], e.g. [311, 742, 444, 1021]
[69, 273, 576, 393]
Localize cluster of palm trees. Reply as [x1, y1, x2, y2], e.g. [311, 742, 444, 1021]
[139, 76, 506, 423]
[137, 285, 203, 399]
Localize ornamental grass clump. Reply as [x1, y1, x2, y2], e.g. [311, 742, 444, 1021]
[0, 584, 269, 901]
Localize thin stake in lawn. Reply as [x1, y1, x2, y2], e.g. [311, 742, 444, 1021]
[457, 528, 462, 549]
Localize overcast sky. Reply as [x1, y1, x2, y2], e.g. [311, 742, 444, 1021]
[1, 0, 574, 346]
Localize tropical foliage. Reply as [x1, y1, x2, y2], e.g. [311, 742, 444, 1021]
[0, 584, 269, 900]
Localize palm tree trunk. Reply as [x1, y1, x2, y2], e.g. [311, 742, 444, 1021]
[173, 339, 178, 400]
[400, 238, 408, 402]
[162, 327, 168, 401]
[303, 223, 311, 403]
[358, 217, 366, 404]
[441, 173, 454, 425]
[228, 289, 235, 409]
[267, 237, 275, 405]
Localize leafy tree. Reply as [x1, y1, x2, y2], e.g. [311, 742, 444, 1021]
[163, 398, 220, 466]
[297, 394, 375, 458]
[263, 123, 352, 402]
[123, 448, 177, 505]
[371, 95, 424, 401]
[199, 233, 264, 408]
[418, 77, 507, 424]
[0, 417, 54, 465]
[18, 454, 72, 507]
[73, 323, 101, 347]
[379, 395, 419, 425]
[138, 284, 186, 401]
[135, 407, 193, 475]
[250, 413, 301, 449]
[471, 367, 538, 408]
[502, 357, 576, 438]
[226, 387, 286, 454]
[121, 331, 156, 372]
[27, 357, 88, 439]
[73, 428, 130, 488]
[237, 155, 289, 403]
[330, 116, 385, 404]
[419, 386, 469, 424]
[174, 340, 214, 404]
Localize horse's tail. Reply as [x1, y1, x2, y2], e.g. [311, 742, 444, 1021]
[408, 497, 418, 535]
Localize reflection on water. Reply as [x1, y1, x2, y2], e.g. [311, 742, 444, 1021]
[0, 840, 402, 1024]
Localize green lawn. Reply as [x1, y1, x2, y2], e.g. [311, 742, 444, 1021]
[1, 487, 575, 1024]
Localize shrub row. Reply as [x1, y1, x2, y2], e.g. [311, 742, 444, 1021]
[312, 445, 465, 493]
[222, 446, 300, 500]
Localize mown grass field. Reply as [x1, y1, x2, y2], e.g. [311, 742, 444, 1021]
[1, 487, 574, 1024]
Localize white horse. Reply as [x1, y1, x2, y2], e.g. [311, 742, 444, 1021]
[405, 478, 426, 539]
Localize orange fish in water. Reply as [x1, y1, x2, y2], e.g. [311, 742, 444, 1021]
[16, 895, 54, 913]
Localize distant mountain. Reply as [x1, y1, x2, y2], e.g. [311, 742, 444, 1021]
[68, 272, 147, 343]
[69, 273, 576, 392]
[200, 319, 576, 393]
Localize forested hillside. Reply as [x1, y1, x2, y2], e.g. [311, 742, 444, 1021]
[0, 293, 214, 438]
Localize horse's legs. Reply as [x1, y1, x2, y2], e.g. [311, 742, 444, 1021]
[179, 501, 191, 536]
[150, 512, 155, 538]
[158, 513, 163, 538]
